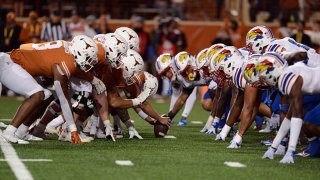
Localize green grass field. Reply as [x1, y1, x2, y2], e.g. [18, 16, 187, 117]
[0, 97, 320, 180]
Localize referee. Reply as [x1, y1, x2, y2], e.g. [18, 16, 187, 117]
[41, 9, 71, 42]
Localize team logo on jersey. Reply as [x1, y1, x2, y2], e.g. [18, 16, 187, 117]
[246, 28, 263, 41]
[214, 49, 231, 65]
[207, 46, 224, 60]
[255, 59, 274, 74]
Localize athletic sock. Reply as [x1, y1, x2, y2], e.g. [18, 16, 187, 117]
[15, 124, 29, 138]
[287, 117, 303, 153]
[271, 118, 291, 149]
[48, 115, 65, 129]
[220, 125, 231, 140]
[4, 125, 17, 135]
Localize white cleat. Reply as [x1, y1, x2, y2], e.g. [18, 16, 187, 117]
[259, 125, 272, 133]
[22, 134, 43, 141]
[227, 140, 241, 148]
[200, 126, 210, 133]
[0, 122, 8, 129]
[206, 126, 217, 135]
[45, 125, 58, 134]
[280, 153, 294, 164]
[275, 144, 286, 155]
[262, 147, 275, 159]
[95, 129, 106, 139]
[2, 133, 29, 144]
[214, 134, 223, 141]
[79, 131, 94, 142]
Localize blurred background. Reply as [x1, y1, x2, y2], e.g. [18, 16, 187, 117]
[1, 0, 320, 97]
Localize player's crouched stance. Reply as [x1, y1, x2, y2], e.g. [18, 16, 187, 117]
[0, 35, 102, 144]
[259, 53, 320, 163]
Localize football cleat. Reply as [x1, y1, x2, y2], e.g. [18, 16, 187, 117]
[227, 140, 241, 148]
[0, 122, 8, 129]
[95, 129, 106, 139]
[22, 134, 43, 141]
[2, 133, 29, 144]
[262, 147, 275, 159]
[206, 122, 219, 135]
[214, 133, 223, 141]
[280, 151, 294, 164]
[177, 118, 187, 126]
[275, 143, 287, 155]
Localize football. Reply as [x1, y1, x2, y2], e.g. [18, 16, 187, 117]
[154, 121, 169, 137]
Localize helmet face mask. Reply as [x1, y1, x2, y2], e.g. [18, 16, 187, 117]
[69, 35, 98, 72]
[121, 49, 144, 85]
[115, 27, 140, 51]
[103, 33, 128, 69]
[246, 26, 274, 54]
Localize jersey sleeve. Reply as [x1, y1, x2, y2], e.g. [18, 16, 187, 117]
[57, 58, 77, 79]
[278, 71, 299, 95]
[232, 67, 246, 90]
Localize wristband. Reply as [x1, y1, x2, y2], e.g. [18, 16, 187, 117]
[279, 104, 289, 111]
[138, 111, 149, 120]
[68, 124, 77, 132]
[167, 111, 176, 120]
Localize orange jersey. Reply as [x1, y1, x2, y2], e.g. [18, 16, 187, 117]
[10, 40, 77, 79]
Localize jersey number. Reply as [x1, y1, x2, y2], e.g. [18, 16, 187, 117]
[32, 41, 63, 50]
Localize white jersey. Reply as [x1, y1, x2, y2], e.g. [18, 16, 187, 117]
[176, 73, 210, 88]
[278, 62, 320, 95]
[140, 72, 159, 98]
[266, 37, 320, 68]
[231, 47, 250, 90]
[70, 77, 92, 93]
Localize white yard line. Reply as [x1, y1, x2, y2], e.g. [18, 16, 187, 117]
[0, 119, 11, 121]
[0, 159, 52, 162]
[0, 129, 33, 180]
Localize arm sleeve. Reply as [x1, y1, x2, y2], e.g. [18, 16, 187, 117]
[54, 80, 75, 131]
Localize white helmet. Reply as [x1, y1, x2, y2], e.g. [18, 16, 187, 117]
[68, 35, 98, 72]
[206, 43, 226, 66]
[242, 54, 261, 87]
[115, 27, 140, 51]
[93, 34, 107, 44]
[172, 51, 194, 73]
[246, 26, 274, 54]
[121, 49, 144, 85]
[103, 33, 129, 69]
[195, 48, 208, 70]
[256, 52, 287, 87]
[155, 53, 173, 75]
[212, 46, 243, 86]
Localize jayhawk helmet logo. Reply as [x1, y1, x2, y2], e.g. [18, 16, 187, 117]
[197, 51, 207, 64]
[161, 54, 171, 63]
[255, 59, 274, 75]
[214, 49, 231, 65]
[243, 63, 256, 83]
[207, 45, 224, 60]
[246, 28, 263, 42]
[179, 52, 189, 63]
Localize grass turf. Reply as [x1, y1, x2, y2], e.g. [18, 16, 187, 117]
[0, 97, 320, 180]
